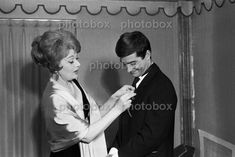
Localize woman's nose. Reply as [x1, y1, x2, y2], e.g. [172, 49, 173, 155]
[75, 60, 80, 67]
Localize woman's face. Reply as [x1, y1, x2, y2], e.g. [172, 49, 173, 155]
[58, 49, 80, 81]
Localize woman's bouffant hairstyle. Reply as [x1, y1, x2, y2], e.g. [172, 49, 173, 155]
[31, 29, 81, 73]
[115, 31, 151, 58]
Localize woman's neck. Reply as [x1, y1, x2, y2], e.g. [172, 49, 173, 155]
[52, 74, 74, 95]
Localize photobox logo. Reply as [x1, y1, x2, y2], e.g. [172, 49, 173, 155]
[128, 102, 173, 111]
[58, 104, 99, 112]
[59, 19, 111, 29]
[89, 61, 125, 72]
[127, 102, 173, 117]
[120, 19, 173, 30]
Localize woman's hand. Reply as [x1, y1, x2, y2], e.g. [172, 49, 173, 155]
[100, 85, 135, 115]
[111, 85, 135, 99]
[81, 89, 135, 143]
[114, 91, 136, 113]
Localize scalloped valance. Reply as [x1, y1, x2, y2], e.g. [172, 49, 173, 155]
[0, 0, 234, 17]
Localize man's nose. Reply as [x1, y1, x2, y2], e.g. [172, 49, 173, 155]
[126, 65, 133, 73]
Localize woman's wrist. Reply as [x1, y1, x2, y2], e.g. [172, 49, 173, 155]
[112, 104, 123, 115]
[100, 96, 118, 115]
[111, 95, 119, 103]
[113, 102, 125, 114]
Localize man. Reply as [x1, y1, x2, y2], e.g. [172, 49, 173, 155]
[109, 31, 177, 157]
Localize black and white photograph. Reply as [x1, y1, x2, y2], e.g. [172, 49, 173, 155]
[0, 0, 234, 157]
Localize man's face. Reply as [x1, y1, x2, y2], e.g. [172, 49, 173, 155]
[120, 51, 151, 77]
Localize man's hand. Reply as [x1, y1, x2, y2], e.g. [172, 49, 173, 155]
[108, 147, 119, 157]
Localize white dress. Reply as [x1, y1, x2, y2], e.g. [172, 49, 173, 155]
[42, 77, 107, 157]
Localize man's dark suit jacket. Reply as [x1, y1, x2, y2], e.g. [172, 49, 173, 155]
[113, 63, 177, 157]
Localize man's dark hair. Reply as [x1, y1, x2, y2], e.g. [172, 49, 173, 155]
[115, 31, 151, 58]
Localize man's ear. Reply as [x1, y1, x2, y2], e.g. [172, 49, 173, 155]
[145, 50, 151, 60]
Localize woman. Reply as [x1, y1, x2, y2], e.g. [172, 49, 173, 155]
[31, 29, 135, 157]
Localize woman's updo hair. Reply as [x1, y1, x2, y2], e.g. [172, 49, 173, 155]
[31, 29, 81, 73]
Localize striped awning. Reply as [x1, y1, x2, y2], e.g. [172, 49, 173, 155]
[0, 0, 234, 17]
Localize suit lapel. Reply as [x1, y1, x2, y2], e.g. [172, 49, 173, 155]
[135, 63, 160, 93]
[127, 63, 160, 118]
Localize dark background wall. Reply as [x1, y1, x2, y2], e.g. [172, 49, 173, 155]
[192, 2, 235, 156]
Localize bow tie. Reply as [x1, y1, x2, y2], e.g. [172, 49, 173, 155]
[132, 77, 140, 89]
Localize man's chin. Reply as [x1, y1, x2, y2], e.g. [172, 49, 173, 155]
[131, 72, 140, 77]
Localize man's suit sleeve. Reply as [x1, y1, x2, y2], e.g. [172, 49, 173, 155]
[118, 84, 177, 157]
[111, 132, 119, 150]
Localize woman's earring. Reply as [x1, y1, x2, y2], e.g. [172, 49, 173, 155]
[55, 71, 59, 80]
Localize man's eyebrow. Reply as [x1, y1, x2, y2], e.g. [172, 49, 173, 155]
[126, 61, 137, 64]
